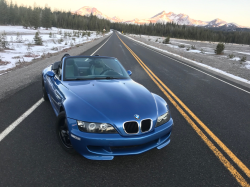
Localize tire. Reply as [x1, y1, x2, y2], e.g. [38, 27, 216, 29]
[56, 111, 76, 154]
[42, 78, 49, 101]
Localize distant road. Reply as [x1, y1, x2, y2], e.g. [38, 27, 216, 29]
[0, 31, 250, 186]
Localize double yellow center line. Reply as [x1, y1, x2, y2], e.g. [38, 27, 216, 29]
[116, 33, 250, 187]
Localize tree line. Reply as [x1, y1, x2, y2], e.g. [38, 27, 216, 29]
[0, 0, 110, 31]
[111, 22, 250, 45]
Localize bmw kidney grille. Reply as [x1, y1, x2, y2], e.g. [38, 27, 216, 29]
[123, 119, 152, 134]
[141, 119, 152, 133]
[124, 122, 139, 134]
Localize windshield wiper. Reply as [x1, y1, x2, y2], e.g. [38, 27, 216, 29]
[104, 77, 120, 79]
[66, 77, 126, 81]
[67, 78, 85, 81]
[95, 77, 123, 79]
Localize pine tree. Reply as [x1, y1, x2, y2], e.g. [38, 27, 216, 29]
[0, 0, 9, 24]
[31, 7, 40, 29]
[163, 36, 170, 44]
[42, 6, 52, 29]
[0, 31, 9, 49]
[215, 43, 225, 54]
[21, 12, 30, 29]
[33, 32, 43, 45]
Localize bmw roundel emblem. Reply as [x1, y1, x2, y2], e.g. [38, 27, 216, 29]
[134, 114, 140, 120]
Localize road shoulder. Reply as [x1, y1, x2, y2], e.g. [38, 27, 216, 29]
[122, 34, 250, 90]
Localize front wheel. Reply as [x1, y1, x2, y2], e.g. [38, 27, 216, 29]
[42, 78, 49, 101]
[56, 111, 76, 154]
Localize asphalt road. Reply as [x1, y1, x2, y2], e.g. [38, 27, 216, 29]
[0, 32, 250, 187]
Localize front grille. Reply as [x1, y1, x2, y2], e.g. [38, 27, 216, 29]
[124, 121, 139, 134]
[141, 119, 152, 133]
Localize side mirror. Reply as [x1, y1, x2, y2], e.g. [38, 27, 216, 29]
[46, 71, 55, 77]
[127, 70, 132, 76]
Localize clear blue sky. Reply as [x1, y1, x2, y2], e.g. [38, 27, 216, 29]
[14, 0, 250, 27]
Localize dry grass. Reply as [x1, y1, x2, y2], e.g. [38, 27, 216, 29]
[0, 61, 11, 66]
[24, 53, 39, 58]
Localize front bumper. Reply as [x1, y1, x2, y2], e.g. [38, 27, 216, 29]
[67, 118, 173, 160]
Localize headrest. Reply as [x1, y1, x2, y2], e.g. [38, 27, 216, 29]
[92, 59, 104, 68]
[61, 54, 70, 62]
[66, 59, 75, 66]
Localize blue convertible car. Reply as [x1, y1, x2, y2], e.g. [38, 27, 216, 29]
[42, 54, 173, 160]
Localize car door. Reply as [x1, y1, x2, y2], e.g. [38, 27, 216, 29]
[53, 75, 64, 112]
[46, 71, 63, 115]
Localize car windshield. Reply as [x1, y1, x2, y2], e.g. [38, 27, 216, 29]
[63, 57, 130, 80]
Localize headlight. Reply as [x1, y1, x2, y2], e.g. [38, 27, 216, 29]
[77, 121, 118, 133]
[156, 111, 170, 127]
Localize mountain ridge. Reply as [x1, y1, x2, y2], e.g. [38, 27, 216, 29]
[72, 6, 247, 29]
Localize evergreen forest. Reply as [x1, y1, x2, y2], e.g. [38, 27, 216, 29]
[111, 22, 250, 45]
[0, 0, 111, 31]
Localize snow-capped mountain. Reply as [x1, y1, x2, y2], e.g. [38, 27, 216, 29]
[111, 16, 123, 23]
[72, 6, 122, 22]
[125, 11, 225, 27]
[72, 7, 246, 29]
[124, 11, 247, 29]
[205, 18, 227, 27]
[73, 6, 109, 19]
[148, 11, 207, 26]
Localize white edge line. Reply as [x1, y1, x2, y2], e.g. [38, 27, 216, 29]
[0, 34, 112, 142]
[120, 33, 250, 95]
[90, 33, 113, 56]
[0, 98, 44, 142]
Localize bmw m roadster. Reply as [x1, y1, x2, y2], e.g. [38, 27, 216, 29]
[42, 54, 173, 160]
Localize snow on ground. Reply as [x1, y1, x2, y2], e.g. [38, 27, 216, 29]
[245, 61, 250, 70]
[132, 34, 250, 61]
[164, 44, 179, 49]
[0, 26, 112, 71]
[237, 52, 250, 55]
[125, 33, 250, 84]
[230, 57, 241, 61]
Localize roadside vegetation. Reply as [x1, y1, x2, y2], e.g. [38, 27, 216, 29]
[215, 43, 225, 55]
[240, 56, 247, 62]
[33, 32, 43, 45]
[163, 36, 170, 44]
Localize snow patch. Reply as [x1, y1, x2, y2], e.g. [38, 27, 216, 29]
[229, 57, 241, 61]
[245, 61, 250, 70]
[237, 52, 250, 55]
[0, 26, 112, 71]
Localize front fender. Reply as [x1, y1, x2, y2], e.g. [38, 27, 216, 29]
[152, 93, 169, 117]
[60, 85, 111, 124]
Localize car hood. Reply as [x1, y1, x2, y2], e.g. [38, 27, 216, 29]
[63, 79, 158, 126]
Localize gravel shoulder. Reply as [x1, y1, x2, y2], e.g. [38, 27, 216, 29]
[126, 34, 250, 89]
[0, 33, 112, 101]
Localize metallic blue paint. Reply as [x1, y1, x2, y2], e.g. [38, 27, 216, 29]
[127, 70, 132, 76]
[46, 71, 55, 77]
[42, 56, 173, 160]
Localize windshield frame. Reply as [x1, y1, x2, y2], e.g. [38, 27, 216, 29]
[62, 56, 131, 81]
